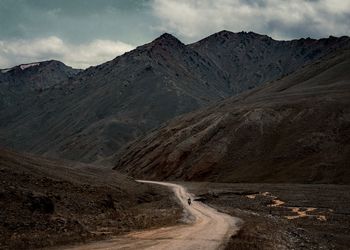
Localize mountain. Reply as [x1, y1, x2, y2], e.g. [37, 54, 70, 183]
[0, 31, 349, 163]
[114, 48, 350, 184]
[0, 60, 80, 90]
[190, 31, 350, 92]
[0, 60, 81, 117]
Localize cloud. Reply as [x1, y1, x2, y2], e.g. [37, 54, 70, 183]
[0, 36, 135, 69]
[151, 0, 350, 41]
[0, 0, 157, 46]
[1, 0, 349, 68]
[62, 39, 135, 68]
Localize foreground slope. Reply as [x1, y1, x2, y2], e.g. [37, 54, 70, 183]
[0, 148, 180, 249]
[1, 32, 349, 163]
[115, 49, 350, 184]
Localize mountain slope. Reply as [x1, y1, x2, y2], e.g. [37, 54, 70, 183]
[114, 49, 350, 184]
[1, 32, 349, 163]
[191, 31, 350, 92]
[0, 34, 232, 162]
[0, 148, 180, 249]
[0, 60, 80, 90]
[0, 60, 81, 124]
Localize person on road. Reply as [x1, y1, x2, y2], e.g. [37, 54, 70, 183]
[188, 197, 191, 206]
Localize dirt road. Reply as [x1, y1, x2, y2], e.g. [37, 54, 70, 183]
[61, 180, 241, 250]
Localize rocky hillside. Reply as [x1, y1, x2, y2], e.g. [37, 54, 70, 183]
[0, 148, 180, 249]
[1, 31, 349, 163]
[115, 49, 350, 184]
[190, 31, 350, 92]
[0, 60, 80, 90]
[0, 60, 81, 120]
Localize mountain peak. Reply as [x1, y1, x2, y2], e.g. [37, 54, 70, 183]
[159, 32, 177, 39]
[150, 33, 184, 47]
[217, 30, 268, 39]
[133, 32, 185, 54]
[216, 30, 234, 35]
[1, 60, 79, 74]
[190, 30, 273, 47]
[157, 32, 180, 41]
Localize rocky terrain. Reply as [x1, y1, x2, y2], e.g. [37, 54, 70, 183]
[1, 31, 349, 163]
[0, 148, 181, 249]
[184, 182, 350, 250]
[190, 31, 350, 93]
[0, 60, 80, 112]
[115, 48, 350, 184]
[0, 60, 81, 131]
[0, 60, 80, 90]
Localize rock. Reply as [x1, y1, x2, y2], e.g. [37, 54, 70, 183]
[26, 194, 55, 214]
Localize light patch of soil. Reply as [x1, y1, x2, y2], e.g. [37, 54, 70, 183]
[285, 207, 317, 220]
[246, 195, 256, 199]
[268, 199, 285, 207]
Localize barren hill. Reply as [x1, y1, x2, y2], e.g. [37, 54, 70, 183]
[0, 60, 80, 117]
[1, 31, 349, 163]
[0, 148, 180, 249]
[115, 49, 350, 184]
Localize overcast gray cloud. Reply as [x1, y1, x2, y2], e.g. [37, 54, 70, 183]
[151, 0, 350, 41]
[0, 36, 134, 69]
[0, 0, 155, 68]
[0, 0, 349, 68]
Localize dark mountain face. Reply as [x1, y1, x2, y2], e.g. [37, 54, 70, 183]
[115, 49, 350, 184]
[190, 31, 350, 93]
[0, 60, 81, 114]
[0, 60, 81, 90]
[0, 31, 349, 163]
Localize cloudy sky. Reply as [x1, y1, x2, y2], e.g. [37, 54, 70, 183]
[0, 0, 349, 69]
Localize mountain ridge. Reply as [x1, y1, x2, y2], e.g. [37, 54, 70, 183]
[114, 48, 350, 183]
[0, 60, 81, 88]
[0, 31, 349, 163]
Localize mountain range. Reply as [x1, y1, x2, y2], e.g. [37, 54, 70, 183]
[1, 31, 349, 163]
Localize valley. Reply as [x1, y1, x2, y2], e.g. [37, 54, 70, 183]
[1, 29, 350, 250]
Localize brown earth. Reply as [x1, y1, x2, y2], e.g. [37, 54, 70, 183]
[0, 148, 182, 250]
[183, 182, 350, 250]
[115, 48, 350, 184]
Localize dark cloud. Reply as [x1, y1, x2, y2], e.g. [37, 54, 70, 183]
[152, 0, 350, 41]
[0, 0, 349, 68]
[239, 0, 267, 8]
[0, 0, 157, 44]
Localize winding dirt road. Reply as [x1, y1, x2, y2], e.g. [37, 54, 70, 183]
[62, 180, 240, 250]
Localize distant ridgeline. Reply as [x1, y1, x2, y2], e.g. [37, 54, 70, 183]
[0, 31, 349, 164]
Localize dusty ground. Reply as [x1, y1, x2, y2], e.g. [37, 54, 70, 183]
[59, 181, 241, 250]
[182, 182, 350, 250]
[0, 149, 182, 250]
[2, 147, 349, 250]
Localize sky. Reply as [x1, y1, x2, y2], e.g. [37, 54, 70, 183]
[0, 0, 349, 69]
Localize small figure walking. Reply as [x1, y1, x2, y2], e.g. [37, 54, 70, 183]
[187, 197, 191, 206]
